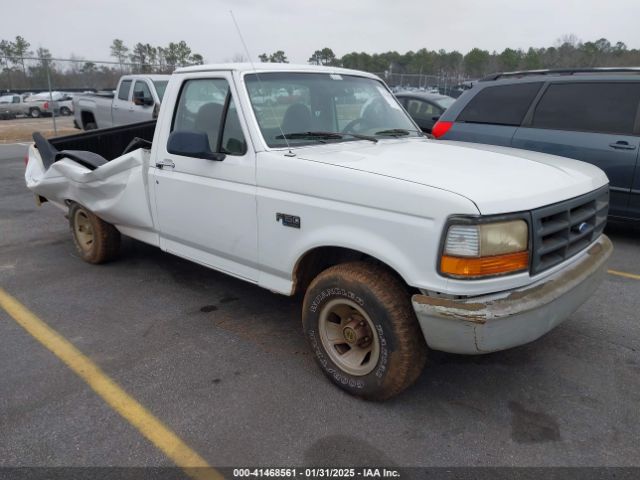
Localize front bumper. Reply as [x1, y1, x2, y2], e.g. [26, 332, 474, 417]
[412, 235, 613, 354]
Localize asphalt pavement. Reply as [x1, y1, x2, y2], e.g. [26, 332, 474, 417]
[1, 143, 639, 469]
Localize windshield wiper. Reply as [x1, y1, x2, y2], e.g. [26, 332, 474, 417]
[375, 128, 424, 137]
[276, 131, 378, 143]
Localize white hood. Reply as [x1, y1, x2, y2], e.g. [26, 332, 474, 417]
[296, 138, 609, 215]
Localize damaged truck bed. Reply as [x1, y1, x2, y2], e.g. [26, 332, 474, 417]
[26, 121, 158, 241]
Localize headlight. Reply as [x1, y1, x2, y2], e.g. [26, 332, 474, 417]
[441, 219, 529, 278]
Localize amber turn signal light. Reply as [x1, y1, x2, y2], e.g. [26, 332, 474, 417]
[441, 251, 529, 278]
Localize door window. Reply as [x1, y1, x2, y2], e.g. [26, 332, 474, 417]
[172, 78, 246, 156]
[406, 99, 440, 122]
[133, 81, 152, 101]
[458, 82, 542, 126]
[532, 82, 640, 135]
[117, 80, 132, 101]
[220, 100, 247, 155]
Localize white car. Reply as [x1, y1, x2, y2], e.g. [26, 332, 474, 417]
[26, 63, 612, 399]
[27, 91, 74, 116]
[56, 92, 74, 116]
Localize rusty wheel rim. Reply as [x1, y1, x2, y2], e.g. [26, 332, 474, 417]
[318, 298, 380, 376]
[74, 209, 94, 252]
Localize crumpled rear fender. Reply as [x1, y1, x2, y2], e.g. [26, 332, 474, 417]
[25, 145, 155, 230]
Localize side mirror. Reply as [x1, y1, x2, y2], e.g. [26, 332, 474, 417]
[167, 131, 226, 161]
[133, 91, 154, 106]
[132, 91, 143, 105]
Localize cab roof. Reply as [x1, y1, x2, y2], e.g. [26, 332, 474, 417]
[121, 74, 171, 81]
[175, 62, 380, 79]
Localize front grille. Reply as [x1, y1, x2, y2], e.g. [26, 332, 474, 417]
[530, 186, 609, 275]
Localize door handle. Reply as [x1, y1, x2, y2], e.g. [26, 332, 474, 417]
[155, 159, 175, 169]
[609, 141, 637, 150]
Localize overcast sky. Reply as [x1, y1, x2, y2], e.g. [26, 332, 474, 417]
[4, 0, 639, 64]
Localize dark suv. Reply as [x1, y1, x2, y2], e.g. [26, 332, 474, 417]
[433, 68, 640, 221]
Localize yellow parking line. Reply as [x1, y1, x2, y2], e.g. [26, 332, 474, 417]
[608, 269, 640, 281]
[0, 288, 222, 480]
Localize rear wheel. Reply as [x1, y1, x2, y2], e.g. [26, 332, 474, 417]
[84, 121, 97, 130]
[60, 106, 71, 116]
[29, 108, 41, 118]
[69, 203, 120, 264]
[302, 261, 427, 400]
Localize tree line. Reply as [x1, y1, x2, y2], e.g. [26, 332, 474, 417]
[109, 39, 204, 73]
[262, 36, 640, 80]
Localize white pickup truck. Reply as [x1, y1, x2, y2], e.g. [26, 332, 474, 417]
[26, 63, 612, 399]
[0, 93, 59, 118]
[73, 74, 169, 130]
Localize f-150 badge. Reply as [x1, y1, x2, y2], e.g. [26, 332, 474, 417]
[276, 213, 301, 229]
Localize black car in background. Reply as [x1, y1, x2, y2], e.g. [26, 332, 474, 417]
[394, 92, 455, 133]
[433, 68, 640, 222]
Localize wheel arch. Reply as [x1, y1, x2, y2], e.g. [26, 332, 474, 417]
[291, 244, 416, 296]
[80, 110, 96, 128]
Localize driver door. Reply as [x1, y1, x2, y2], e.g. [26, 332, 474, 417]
[130, 80, 155, 123]
[152, 73, 258, 282]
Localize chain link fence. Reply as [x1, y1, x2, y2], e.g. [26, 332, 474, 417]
[0, 56, 182, 138]
[1, 57, 473, 140]
[375, 72, 471, 97]
[0, 56, 179, 93]
[2, 57, 474, 96]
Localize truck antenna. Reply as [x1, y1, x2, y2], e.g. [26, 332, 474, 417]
[229, 10, 295, 156]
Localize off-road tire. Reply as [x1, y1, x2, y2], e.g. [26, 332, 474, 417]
[302, 261, 427, 400]
[69, 203, 120, 264]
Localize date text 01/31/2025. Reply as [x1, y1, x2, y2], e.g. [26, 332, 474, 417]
[232, 468, 401, 478]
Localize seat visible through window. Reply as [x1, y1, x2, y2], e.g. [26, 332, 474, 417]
[222, 100, 247, 155]
[194, 103, 224, 151]
[281, 103, 312, 133]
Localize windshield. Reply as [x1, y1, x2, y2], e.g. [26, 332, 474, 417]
[245, 72, 420, 148]
[153, 81, 169, 101]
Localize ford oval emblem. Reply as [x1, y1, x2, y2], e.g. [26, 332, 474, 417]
[572, 222, 589, 234]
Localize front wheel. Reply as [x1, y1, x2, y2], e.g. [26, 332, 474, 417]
[302, 261, 427, 400]
[69, 203, 121, 264]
